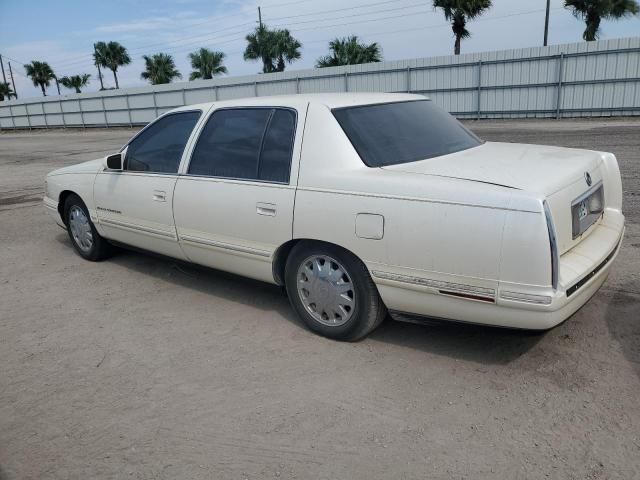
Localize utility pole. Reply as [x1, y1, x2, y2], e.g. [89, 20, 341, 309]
[543, 0, 551, 46]
[258, 6, 263, 28]
[8, 62, 17, 99]
[93, 43, 104, 90]
[0, 54, 7, 85]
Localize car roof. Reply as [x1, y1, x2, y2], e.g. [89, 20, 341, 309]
[169, 92, 428, 114]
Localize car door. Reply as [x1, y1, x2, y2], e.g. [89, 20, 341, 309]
[173, 104, 306, 283]
[93, 110, 203, 259]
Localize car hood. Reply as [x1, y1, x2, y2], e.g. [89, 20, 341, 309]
[381, 142, 602, 195]
[47, 157, 105, 176]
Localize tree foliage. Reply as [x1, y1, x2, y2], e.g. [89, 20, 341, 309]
[188, 48, 227, 80]
[0, 82, 15, 101]
[316, 36, 382, 68]
[564, 0, 639, 41]
[60, 74, 91, 93]
[244, 25, 302, 73]
[433, 0, 493, 55]
[141, 53, 182, 85]
[24, 60, 56, 96]
[94, 41, 131, 89]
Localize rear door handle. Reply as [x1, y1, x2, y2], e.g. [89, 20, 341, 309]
[256, 202, 276, 216]
[153, 190, 166, 202]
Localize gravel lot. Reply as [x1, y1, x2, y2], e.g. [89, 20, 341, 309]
[1, 119, 639, 479]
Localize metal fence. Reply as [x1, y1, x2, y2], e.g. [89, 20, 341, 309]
[1, 36, 639, 129]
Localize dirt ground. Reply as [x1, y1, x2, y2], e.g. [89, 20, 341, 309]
[1, 119, 639, 480]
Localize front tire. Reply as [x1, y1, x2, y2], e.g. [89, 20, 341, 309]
[285, 242, 386, 341]
[64, 194, 112, 261]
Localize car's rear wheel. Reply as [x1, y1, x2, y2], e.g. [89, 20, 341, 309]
[64, 194, 112, 261]
[285, 242, 386, 341]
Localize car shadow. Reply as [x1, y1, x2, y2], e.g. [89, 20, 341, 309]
[56, 234, 544, 365]
[606, 282, 640, 378]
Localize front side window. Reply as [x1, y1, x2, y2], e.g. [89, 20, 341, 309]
[332, 100, 482, 167]
[125, 111, 201, 174]
[188, 107, 296, 183]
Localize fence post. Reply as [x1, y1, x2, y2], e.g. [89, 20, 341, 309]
[125, 94, 132, 128]
[9, 104, 15, 129]
[101, 96, 108, 128]
[26, 103, 32, 130]
[344, 71, 349, 92]
[254, 81, 258, 97]
[477, 60, 483, 119]
[42, 102, 48, 129]
[556, 52, 565, 119]
[406, 66, 411, 93]
[214, 85, 219, 101]
[59, 99, 66, 128]
[152, 92, 158, 117]
[79, 99, 85, 128]
[296, 76, 300, 94]
[181, 88, 186, 106]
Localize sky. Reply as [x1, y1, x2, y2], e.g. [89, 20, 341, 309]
[1, 0, 639, 99]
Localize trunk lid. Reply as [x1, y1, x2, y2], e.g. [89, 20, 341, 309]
[381, 142, 602, 195]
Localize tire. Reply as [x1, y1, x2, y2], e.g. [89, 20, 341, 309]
[285, 241, 386, 341]
[64, 194, 112, 261]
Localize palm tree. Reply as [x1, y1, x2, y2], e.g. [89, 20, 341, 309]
[433, 0, 493, 55]
[188, 48, 227, 80]
[94, 41, 131, 89]
[141, 53, 182, 85]
[272, 29, 302, 72]
[564, 0, 639, 41]
[316, 36, 382, 68]
[244, 25, 302, 73]
[24, 60, 56, 96]
[244, 25, 277, 73]
[0, 82, 14, 101]
[60, 74, 91, 93]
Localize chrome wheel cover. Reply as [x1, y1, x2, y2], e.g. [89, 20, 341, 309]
[68, 205, 93, 252]
[296, 255, 356, 327]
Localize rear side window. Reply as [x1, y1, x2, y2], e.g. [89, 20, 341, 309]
[332, 100, 481, 167]
[188, 108, 296, 183]
[125, 111, 201, 173]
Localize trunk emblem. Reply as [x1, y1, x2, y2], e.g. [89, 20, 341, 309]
[585, 172, 592, 186]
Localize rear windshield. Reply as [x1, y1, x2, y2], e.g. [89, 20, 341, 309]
[332, 100, 482, 167]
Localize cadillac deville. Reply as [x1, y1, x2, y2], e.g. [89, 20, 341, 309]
[44, 93, 625, 341]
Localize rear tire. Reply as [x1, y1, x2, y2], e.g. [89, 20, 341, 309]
[64, 194, 112, 261]
[285, 241, 386, 341]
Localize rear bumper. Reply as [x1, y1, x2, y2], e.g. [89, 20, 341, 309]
[375, 210, 624, 330]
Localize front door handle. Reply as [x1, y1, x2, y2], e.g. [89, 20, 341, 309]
[153, 190, 166, 202]
[256, 202, 276, 216]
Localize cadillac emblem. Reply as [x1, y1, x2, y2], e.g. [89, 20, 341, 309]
[585, 172, 592, 186]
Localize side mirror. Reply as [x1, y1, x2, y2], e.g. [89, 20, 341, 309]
[105, 153, 123, 171]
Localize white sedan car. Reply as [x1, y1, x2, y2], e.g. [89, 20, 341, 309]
[44, 93, 625, 341]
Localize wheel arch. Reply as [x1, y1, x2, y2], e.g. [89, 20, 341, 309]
[57, 190, 80, 224]
[272, 238, 368, 286]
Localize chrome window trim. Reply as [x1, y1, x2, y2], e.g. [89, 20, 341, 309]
[118, 109, 203, 174]
[184, 106, 298, 185]
[543, 200, 559, 290]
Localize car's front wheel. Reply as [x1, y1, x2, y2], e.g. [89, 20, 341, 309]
[64, 194, 112, 261]
[285, 242, 386, 341]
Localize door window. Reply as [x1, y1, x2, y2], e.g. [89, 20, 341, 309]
[125, 111, 201, 174]
[188, 108, 296, 183]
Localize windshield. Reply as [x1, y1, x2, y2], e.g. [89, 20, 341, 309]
[332, 100, 482, 167]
